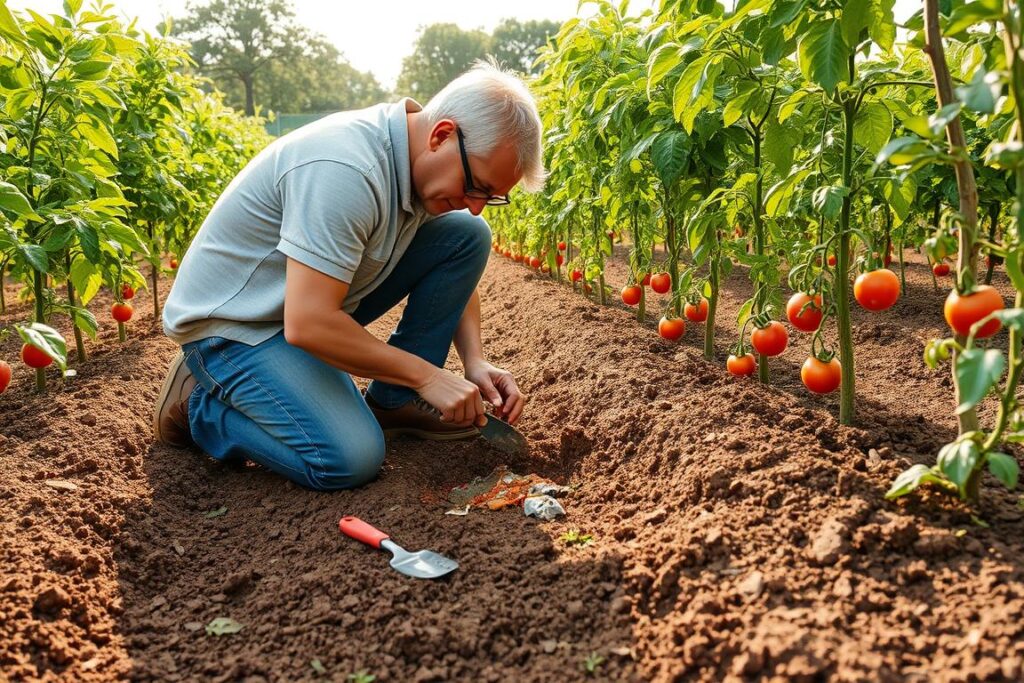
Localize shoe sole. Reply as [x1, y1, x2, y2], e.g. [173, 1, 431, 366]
[153, 351, 189, 445]
[383, 427, 480, 441]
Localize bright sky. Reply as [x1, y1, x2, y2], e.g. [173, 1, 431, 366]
[12, 0, 920, 90]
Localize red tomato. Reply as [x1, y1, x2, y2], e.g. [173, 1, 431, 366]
[556, 253, 565, 266]
[932, 262, 950, 277]
[640, 273, 651, 287]
[650, 272, 671, 294]
[607, 230, 616, 240]
[883, 252, 893, 268]
[944, 285, 1004, 338]
[558, 241, 567, 251]
[112, 302, 134, 323]
[801, 356, 842, 394]
[658, 316, 685, 340]
[684, 298, 709, 322]
[786, 292, 823, 332]
[121, 284, 135, 300]
[21, 343, 52, 369]
[570, 269, 583, 282]
[751, 321, 789, 357]
[0, 360, 10, 393]
[514, 253, 524, 263]
[170, 258, 179, 269]
[827, 254, 837, 267]
[727, 353, 756, 376]
[529, 256, 542, 269]
[503, 249, 512, 258]
[853, 269, 900, 311]
[621, 285, 642, 306]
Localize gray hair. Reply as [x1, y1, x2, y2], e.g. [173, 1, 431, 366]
[422, 60, 546, 193]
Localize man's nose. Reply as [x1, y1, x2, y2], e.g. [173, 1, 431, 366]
[465, 197, 486, 215]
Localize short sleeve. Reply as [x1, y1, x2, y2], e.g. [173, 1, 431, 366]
[275, 161, 381, 283]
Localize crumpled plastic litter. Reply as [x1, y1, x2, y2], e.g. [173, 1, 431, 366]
[523, 495, 565, 520]
[446, 466, 568, 519]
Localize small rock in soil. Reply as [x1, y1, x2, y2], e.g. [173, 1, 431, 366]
[78, 413, 97, 426]
[808, 519, 850, 566]
[34, 585, 71, 613]
[738, 571, 765, 598]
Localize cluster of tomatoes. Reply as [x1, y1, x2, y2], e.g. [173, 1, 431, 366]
[112, 283, 135, 324]
[492, 240, 566, 274]
[619, 272, 703, 342]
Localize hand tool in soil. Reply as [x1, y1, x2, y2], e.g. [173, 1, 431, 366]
[338, 516, 458, 579]
[478, 412, 529, 456]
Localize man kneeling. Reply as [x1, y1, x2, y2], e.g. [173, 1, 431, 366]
[153, 61, 545, 491]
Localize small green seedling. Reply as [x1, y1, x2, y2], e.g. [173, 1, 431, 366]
[561, 529, 594, 547]
[310, 659, 327, 676]
[582, 652, 605, 675]
[204, 506, 228, 518]
[348, 671, 375, 683]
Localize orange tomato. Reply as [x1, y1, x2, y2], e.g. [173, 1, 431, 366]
[853, 269, 900, 311]
[727, 353, 756, 376]
[786, 292, 823, 332]
[944, 285, 1004, 338]
[621, 285, 642, 306]
[801, 356, 841, 394]
[21, 344, 52, 369]
[658, 316, 685, 340]
[684, 298, 709, 322]
[650, 272, 671, 294]
[111, 302, 134, 323]
[751, 321, 789, 357]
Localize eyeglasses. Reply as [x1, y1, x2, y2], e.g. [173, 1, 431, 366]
[456, 127, 511, 206]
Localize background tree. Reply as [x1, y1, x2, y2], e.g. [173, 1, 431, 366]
[489, 18, 560, 75]
[395, 23, 491, 101]
[172, 0, 304, 115]
[215, 33, 387, 113]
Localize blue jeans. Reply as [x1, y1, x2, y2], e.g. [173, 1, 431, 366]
[181, 212, 491, 491]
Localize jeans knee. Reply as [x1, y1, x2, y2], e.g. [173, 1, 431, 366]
[309, 431, 385, 491]
[448, 213, 492, 259]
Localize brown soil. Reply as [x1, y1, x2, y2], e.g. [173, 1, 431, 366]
[2, 248, 1023, 682]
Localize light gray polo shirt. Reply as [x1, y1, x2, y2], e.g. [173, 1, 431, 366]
[162, 98, 431, 346]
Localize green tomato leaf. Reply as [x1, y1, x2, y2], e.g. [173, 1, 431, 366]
[955, 348, 1004, 415]
[867, 0, 896, 51]
[18, 244, 49, 273]
[70, 256, 102, 304]
[937, 439, 981, 494]
[957, 68, 1000, 114]
[885, 463, 949, 499]
[841, 0, 871, 47]
[69, 305, 98, 340]
[0, 181, 39, 219]
[798, 19, 849, 95]
[987, 452, 1019, 489]
[854, 101, 893, 155]
[0, 1, 27, 41]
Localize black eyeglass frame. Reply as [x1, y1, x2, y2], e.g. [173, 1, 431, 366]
[456, 127, 511, 206]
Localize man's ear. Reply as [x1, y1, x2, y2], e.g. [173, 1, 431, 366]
[428, 119, 457, 151]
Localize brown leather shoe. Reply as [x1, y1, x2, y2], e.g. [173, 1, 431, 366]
[365, 394, 479, 440]
[153, 351, 197, 448]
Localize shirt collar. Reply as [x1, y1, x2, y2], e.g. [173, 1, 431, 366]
[388, 97, 422, 215]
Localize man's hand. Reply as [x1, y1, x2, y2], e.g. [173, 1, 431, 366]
[414, 367, 487, 427]
[464, 360, 524, 424]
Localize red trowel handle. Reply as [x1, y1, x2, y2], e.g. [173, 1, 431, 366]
[339, 516, 390, 549]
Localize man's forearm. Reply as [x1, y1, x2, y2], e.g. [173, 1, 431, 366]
[453, 289, 485, 366]
[287, 309, 435, 389]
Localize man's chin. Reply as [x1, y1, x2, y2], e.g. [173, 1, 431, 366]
[424, 199, 457, 216]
